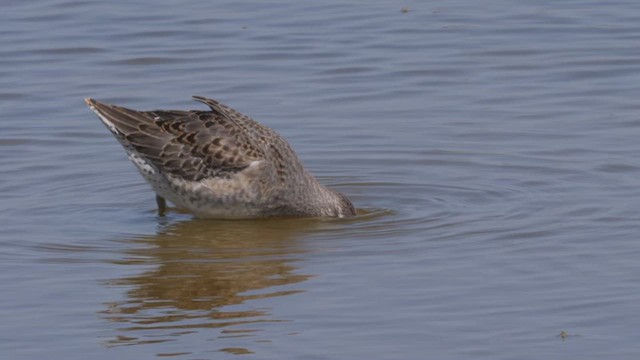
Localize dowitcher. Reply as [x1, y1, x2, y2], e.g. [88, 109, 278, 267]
[85, 96, 355, 218]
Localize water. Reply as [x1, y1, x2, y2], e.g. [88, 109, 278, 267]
[2, 0, 640, 358]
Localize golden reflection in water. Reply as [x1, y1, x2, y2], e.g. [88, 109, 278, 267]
[102, 217, 318, 349]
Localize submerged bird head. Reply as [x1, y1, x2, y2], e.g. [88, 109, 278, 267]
[322, 188, 356, 218]
[295, 175, 356, 218]
[334, 190, 356, 218]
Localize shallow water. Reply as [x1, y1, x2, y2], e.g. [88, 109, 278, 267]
[3, 1, 640, 359]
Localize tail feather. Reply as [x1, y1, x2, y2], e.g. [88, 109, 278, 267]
[85, 98, 169, 145]
[86, 98, 147, 134]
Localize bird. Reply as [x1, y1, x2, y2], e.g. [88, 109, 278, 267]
[85, 96, 355, 219]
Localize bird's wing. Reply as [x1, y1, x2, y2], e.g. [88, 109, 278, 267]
[86, 98, 266, 181]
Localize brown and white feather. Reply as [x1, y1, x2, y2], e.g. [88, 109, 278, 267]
[85, 96, 355, 218]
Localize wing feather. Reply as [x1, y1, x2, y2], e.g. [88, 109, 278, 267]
[86, 98, 266, 181]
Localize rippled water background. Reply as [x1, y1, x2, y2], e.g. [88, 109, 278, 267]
[3, 1, 640, 359]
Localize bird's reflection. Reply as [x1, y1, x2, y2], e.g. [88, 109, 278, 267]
[102, 217, 318, 347]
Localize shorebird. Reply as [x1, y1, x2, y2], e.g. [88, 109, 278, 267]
[85, 96, 355, 218]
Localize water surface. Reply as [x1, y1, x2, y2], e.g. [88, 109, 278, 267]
[3, 1, 640, 359]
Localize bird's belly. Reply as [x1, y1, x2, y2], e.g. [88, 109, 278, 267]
[126, 150, 277, 218]
[167, 192, 267, 219]
[150, 175, 268, 219]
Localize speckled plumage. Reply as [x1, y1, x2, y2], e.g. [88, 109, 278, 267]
[85, 96, 355, 218]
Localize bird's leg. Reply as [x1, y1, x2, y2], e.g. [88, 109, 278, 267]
[156, 194, 167, 216]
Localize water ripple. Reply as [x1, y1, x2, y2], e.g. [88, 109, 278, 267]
[3, 1, 640, 359]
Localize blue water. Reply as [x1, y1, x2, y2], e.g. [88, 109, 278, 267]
[3, 1, 640, 359]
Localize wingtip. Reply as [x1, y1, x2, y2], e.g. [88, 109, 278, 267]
[84, 97, 96, 107]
